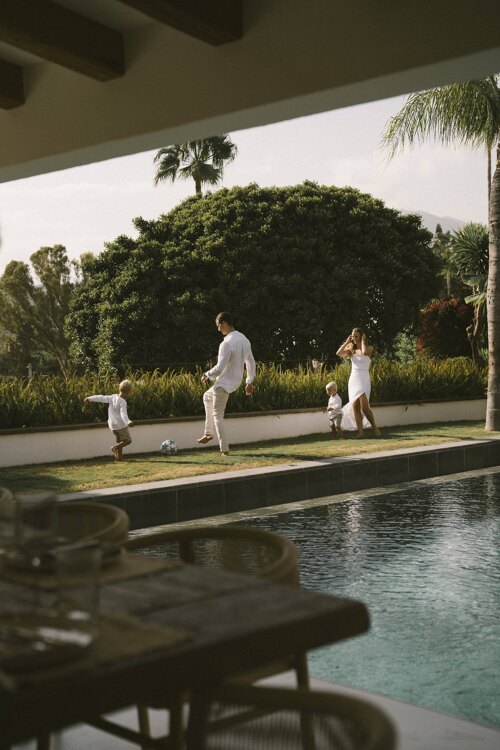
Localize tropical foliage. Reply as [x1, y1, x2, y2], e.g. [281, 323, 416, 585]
[153, 135, 237, 195]
[448, 222, 489, 363]
[0, 358, 487, 430]
[382, 74, 500, 429]
[417, 298, 473, 359]
[65, 182, 441, 373]
[0, 246, 75, 375]
[431, 223, 465, 298]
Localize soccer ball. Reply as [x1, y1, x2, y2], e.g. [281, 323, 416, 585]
[160, 439, 178, 456]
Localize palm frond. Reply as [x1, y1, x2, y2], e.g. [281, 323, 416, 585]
[449, 223, 489, 276]
[383, 77, 500, 158]
[180, 162, 221, 185]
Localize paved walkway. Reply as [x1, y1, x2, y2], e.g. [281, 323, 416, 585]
[13, 674, 500, 750]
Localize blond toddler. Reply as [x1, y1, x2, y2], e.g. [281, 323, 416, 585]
[84, 379, 134, 461]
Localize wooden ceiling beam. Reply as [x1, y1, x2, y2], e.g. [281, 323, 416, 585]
[118, 0, 244, 45]
[0, 58, 24, 109]
[0, 0, 124, 81]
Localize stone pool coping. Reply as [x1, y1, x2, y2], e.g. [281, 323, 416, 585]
[57, 437, 500, 530]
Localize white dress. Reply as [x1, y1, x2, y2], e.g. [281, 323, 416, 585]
[341, 354, 372, 431]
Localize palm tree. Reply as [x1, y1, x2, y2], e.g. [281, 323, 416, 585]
[382, 75, 500, 430]
[153, 135, 237, 196]
[449, 223, 489, 364]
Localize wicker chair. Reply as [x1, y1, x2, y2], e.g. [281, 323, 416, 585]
[88, 525, 308, 750]
[56, 502, 129, 544]
[187, 684, 397, 750]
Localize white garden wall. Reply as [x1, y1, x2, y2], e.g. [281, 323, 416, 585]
[0, 399, 487, 468]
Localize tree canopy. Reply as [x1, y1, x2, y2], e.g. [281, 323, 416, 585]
[0, 245, 74, 374]
[66, 182, 441, 373]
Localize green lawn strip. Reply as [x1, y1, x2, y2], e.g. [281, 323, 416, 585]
[0, 421, 494, 496]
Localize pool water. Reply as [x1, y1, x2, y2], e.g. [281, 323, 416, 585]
[236, 470, 500, 728]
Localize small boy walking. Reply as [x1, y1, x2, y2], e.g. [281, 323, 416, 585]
[325, 381, 343, 439]
[84, 379, 134, 461]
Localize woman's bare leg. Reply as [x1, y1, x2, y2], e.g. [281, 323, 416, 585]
[359, 393, 381, 436]
[353, 399, 364, 437]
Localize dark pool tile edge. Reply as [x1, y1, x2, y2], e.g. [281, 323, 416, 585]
[56, 440, 500, 530]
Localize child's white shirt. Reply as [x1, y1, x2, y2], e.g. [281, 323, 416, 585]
[87, 394, 131, 431]
[327, 393, 343, 415]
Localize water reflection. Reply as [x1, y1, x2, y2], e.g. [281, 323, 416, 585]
[236, 472, 500, 728]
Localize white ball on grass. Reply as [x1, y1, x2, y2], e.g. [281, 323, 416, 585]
[160, 439, 178, 456]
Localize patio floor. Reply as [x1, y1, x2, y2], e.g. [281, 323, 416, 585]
[12, 673, 500, 750]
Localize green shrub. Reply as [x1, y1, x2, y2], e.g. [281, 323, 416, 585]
[0, 358, 487, 430]
[418, 298, 473, 358]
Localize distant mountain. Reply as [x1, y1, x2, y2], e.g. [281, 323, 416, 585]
[400, 209, 466, 234]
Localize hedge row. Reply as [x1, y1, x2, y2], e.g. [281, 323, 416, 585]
[0, 358, 487, 430]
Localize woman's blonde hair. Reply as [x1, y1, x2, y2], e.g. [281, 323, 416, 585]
[351, 327, 365, 351]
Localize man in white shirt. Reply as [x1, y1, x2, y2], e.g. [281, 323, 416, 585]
[198, 312, 256, 456]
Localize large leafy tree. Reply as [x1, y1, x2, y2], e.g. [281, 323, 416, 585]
[0, 245, 74, 374]
[382, 75, 500, 429]
[66, 183, 441, 373]
[153, 135, 237, 196]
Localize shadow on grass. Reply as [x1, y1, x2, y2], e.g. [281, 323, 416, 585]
[0, 473, 84, 496]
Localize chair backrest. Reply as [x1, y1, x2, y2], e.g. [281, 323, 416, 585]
[192, 684, 398, 750]
[0, 487, 15, 520]
[126, 525, 300, 586]
[57, 502, 129, 544]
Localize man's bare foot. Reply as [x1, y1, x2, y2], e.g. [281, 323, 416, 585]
[111, 446, 121, 461]
[354, 433, 364, 439]
[373, 428, 382, 437]
[197, 434, 214, 444]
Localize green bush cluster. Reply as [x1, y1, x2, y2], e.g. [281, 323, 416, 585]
[66, 183, 440, 372]
[0, 358, 487, 430]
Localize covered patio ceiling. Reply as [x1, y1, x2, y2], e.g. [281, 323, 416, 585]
[0, 0, 499, 182]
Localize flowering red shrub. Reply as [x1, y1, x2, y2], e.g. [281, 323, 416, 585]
[417, 298, 473, 358]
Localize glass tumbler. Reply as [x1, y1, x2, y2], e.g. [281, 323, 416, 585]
[55, 540, 103, 636]
[14, 494, 58, 567]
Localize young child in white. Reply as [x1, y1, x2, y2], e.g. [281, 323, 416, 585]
[84, 379, 134, 461]
[325, 381, 343, 438]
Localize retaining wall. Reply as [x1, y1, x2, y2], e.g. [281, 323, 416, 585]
[0, 398, 487, 468]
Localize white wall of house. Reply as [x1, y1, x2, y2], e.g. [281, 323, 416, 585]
[0, 400, 486, 468]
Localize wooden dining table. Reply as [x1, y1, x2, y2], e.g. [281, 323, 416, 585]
[0, 552, 370, 746]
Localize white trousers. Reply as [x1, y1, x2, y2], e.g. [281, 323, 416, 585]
[203, 386, 230, 453]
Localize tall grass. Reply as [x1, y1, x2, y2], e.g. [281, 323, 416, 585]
[0, 358, 487, 430]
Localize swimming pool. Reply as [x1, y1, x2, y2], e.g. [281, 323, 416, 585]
[234, 469, 500, 728]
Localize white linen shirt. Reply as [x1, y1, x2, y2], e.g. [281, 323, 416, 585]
[205, 330, 256, 394]
[86, 394, 132, 431]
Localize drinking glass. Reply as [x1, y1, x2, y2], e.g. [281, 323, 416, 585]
[55, 540, 102, 636]
[14, 494, 59, 568]
[0, 487, 16, 551]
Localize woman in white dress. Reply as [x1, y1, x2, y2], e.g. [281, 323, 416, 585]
[336, 327, 381, 438]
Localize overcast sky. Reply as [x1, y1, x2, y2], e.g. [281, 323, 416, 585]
[0, 93, 489, 276]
